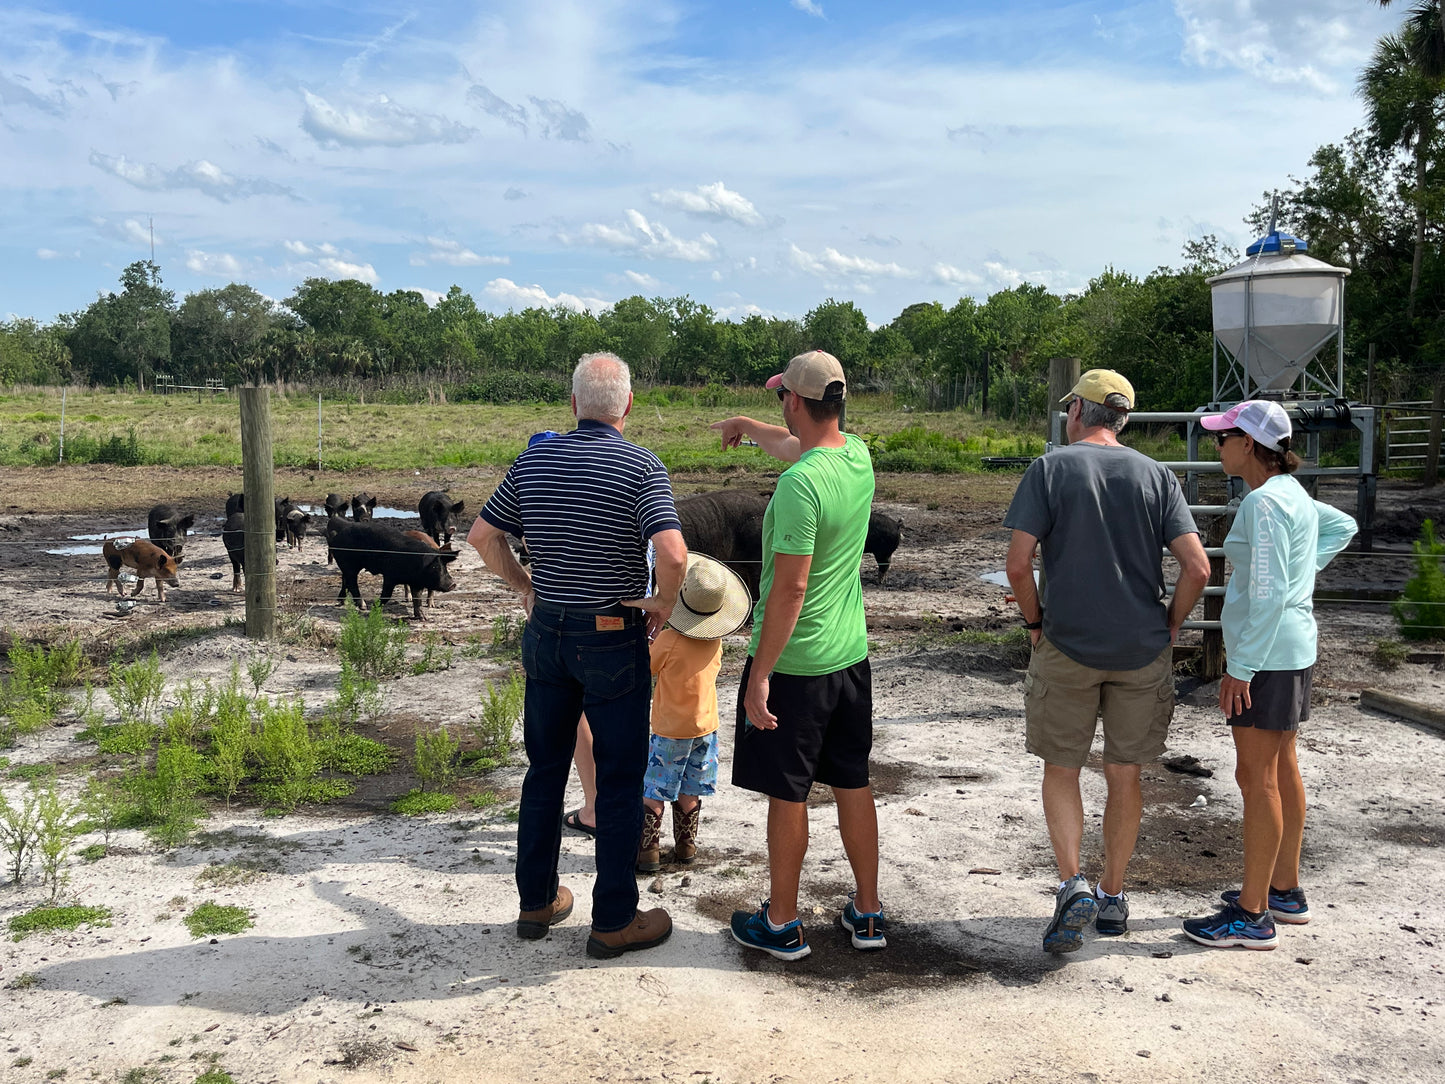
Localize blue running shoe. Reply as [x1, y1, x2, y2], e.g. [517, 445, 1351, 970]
[1220, 887, 1311, 925]
[1043, 875, 1098, 954]
[840, 893, 888, 950]
[1182, 901, 1278, 950]
[731, 900, 810, 961]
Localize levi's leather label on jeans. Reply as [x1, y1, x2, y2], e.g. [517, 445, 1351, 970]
[595, 616, 625, 631]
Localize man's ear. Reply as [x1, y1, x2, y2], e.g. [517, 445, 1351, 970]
[622, 391, 634, 418]
[571, 393, 578, 418]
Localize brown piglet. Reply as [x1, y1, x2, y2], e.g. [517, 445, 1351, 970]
[103, 538, 181, 603]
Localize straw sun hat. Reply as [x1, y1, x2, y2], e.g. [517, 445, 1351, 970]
[667, 553, 751, 639]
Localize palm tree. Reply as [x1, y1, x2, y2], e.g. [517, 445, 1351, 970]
[1358, 27, 1443, 318]
[1374, 1, 1444, 80]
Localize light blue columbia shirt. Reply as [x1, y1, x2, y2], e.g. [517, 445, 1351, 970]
[1222, 474, 1358, 682]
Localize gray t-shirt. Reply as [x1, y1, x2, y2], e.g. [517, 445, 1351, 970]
[1004, 442, 1199, 671]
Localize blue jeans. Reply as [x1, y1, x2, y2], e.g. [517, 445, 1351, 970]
[518, 601, 651, 933]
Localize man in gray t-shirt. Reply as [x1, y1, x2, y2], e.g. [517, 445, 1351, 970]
[1003, 369, 1211, 954]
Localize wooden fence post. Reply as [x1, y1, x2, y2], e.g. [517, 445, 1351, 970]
[1047, 357, 1080, 446]
[1424, 381, 1444, 487]
[240, 386, 276, 640]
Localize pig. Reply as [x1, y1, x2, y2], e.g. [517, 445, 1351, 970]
[103, 538, 180, 603]
[351, 493, 377, 521]
[401, 529, 454, 608]
[324, 493, 348, 519]
[865, 511, 903, 582]
[283, 507, 312, 550]
[225, 492, 244, 517]
[674, 490, 770, 600]
[221, 512, 245, 592]
[326, 520, 458, 620]
[273, 497, 295, 543]
[146, 504, 196, 564]
[418, 490, 465, 547]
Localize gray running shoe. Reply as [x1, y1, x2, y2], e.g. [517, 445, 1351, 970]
[1095, 890, 1129, 936]
[1043, 874, 1097, 953]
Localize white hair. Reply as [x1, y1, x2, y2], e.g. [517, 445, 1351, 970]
[573, 352, 632, 421]
[1078, 394, 1130, 434]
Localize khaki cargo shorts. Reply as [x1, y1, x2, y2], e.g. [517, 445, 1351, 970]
[1023, 636, 1174, 768]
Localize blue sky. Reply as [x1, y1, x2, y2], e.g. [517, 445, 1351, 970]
[0, 0, 1402, 325]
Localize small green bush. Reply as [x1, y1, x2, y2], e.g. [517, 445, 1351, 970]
[95, 720, 157, 756]
[338, 604, 408, 680]
[413, 725, 459, 789]
[182, 901, 253, 938]
[34, 783, 82, 902]
[1372, 639, 1408, 671]
[451, 370, 568, 404]
[126, 741, 208, 847]
[1393, 519, 1445, 641]
[390, 790, 457, 816]
[411, 633, 454, 675]
[109, 651, 166, 726]
[8, 904, 112, 939]
[253, 698, 318, 812]
[471, 673, 523, 765]
[318, 732, 395, 775]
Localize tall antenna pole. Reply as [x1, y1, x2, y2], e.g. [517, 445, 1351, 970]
[149, 217, 155, 263]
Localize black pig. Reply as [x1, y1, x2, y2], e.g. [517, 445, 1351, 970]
[865, 511, 903, 582]
[147, 504, 196, 564]
[324, 493, 348, 519]
[225, 492, 244, 517]
[327, 520, 457, 619]
[222, 512, 245, 592]
[418, 491, 465, 547]
[351, 493, 377, 520]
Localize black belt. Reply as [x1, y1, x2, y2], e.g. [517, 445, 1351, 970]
[532, 599, 645, 625]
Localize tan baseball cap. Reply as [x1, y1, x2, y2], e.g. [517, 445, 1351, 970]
[765, 350, 846, 401]
[1062, 368, 1135, 410]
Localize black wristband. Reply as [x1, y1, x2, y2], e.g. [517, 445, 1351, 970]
[1022, 618, 1043, 630]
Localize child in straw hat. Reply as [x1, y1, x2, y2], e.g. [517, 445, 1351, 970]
[637, 553, 753, 871]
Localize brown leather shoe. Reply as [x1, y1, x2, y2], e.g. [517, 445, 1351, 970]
[516, 885, 574, 940]
[586, 908, 673, 959]
[637, 805, 664, 872]
[671, 800, 701, 864]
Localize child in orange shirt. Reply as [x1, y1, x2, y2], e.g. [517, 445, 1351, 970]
[637, 554, 752, 871]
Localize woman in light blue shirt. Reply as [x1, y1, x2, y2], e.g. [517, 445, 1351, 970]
[1182, 401, 1357, 950]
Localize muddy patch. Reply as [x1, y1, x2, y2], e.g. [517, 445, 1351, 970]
[1370, 820, 1445, 848]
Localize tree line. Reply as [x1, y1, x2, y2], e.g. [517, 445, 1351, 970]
[2, 8, 1440, 412]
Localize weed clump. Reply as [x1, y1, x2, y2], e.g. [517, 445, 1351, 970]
[182, 901, 253, 938]
[391, 790, 457, 816]
[8, 904, 112, 940]
[470, 673, 522, 768]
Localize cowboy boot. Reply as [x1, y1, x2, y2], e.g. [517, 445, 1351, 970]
[672, 799, 702, 864]
[637, 805, 664, 873]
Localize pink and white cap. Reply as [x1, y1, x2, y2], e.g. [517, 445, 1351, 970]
[1199, 400, 1292, 452]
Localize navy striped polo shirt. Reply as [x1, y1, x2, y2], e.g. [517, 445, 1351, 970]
[479, 419, 682, 605]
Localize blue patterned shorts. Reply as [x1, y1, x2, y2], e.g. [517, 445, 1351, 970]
[642, 731, 719, 802]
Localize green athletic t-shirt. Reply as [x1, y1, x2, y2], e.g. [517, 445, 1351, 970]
[749, 432, 875, 676]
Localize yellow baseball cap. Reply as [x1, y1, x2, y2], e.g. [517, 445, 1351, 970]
[1062, 368, 1135, 410]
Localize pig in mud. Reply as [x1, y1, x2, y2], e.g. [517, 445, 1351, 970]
[351, 493, 377, 521]
[103, 538, 180, 603]
[327, 520, 457, 619]
[418, 490, 465, 547]
[225, 492, 244, 517]
[147, 504, 196, 564]
[221, 513, 245, 592]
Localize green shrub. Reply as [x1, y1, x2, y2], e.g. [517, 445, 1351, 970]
[68, 427, 146, 466]
[318, 732, 395, 775]
[79, 775, 131, 850]
[451, 370, 568, 404]
[1, 639, 83, 732]
[413, 725, 460, 789]
[471, 673, 523, 765]
[8, 904, 112, 939]
[0, 786, 41, 883]
[34, 783, 82, 902]
[1393, 519, 1445, 641]
[411, 633, 454, 675]
[109, 651, 165, 725]
[95, 720, 157, 756]
[1372, 639, 1408, 671]
[328, 661, 381, 725]
[253, 698, 317, 812]
[338, 604, 408, 680]
[126, 741, 208, 847]
[182, 901, 252, 938]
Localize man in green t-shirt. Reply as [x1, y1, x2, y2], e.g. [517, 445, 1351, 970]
[709, 350, 884, 961]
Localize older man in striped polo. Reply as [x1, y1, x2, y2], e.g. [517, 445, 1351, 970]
[468, 352, 687, 959]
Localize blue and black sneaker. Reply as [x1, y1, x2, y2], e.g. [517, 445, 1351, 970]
[731, 900, 810, 961]
[1220, 886, 1311, 925]
[1182, 901, 1278, 950]
[1043, 874, 1098, 954]
[840, 893, 888, 950]
[1094, 889, 1129, 936]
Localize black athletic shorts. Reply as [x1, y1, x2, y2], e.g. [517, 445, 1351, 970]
[731, 655, 872, 802]
[1229, 666, 1313, 731]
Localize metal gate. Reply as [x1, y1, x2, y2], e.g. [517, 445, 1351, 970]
[1384, 401, 1432, 469]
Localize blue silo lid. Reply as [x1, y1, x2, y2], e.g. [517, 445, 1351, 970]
[1246, 230, 1308, 256]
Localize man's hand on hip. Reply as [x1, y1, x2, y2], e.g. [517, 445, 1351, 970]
[621, 593, 676, 641]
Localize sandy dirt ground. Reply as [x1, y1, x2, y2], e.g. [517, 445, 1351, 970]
[0, 467, 1443, 1084]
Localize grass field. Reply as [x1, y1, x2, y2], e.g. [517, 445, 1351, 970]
[0, 385, 1066, 474]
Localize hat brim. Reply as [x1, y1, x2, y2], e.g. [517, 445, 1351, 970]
[667, 553, 752, 640]
[1198, 410, 1241, 432]
[765, 373, 785, 391]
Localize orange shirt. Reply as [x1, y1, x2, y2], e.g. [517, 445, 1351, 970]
[649, 628, 723, 740]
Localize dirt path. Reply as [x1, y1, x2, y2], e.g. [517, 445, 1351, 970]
[1, 470, 1443, 1083]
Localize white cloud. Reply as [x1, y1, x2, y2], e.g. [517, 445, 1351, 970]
[789, 243, 909, 279]
[410, 287, 445, 306]
[484, 277, 609, 313]
[92, 217, 159, 248]
[185, 249, 245, 277]
[932, 262, 983, 287]
[792, 0, 825, 17]
[89, 151, 293, 201]
[36, 248, 60, 260]
[623, 270, 659, 288]
[570, 210, 719, 262]
[300, 90, 473, 148]
[652, 181, 765, 227]
[408, 237, 508, 267]
[528, 97, 591, 141]
[279, 241, 378, 283]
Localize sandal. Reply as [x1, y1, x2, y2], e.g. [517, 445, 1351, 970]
[562, 808, 597, 837]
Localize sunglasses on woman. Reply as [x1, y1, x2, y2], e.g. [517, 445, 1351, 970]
[1213, 430, 1244, 447]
